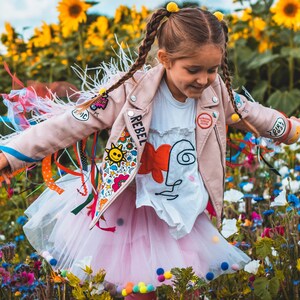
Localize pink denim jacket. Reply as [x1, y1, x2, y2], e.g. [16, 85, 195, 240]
[3, 64, 300, 228]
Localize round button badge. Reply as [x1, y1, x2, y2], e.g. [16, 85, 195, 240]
[197, 113, 213, 129]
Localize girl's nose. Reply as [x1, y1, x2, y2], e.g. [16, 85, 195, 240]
[196, 74, 208, 86]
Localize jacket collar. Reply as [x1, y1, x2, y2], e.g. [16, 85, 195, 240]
[126, 64, 165, 110]
[126, 63, 221, 109]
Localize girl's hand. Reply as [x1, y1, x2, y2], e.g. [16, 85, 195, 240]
[0, 153, 11, 185]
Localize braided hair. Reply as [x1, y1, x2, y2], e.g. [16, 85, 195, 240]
[80, 6, 259, 136]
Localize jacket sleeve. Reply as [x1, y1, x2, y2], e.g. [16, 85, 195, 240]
[217, 75, 300, 144]
[2, 79, 127, 172]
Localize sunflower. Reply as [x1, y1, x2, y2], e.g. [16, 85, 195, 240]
[57, 0, 91, 37]
[271, 0, 300, 31]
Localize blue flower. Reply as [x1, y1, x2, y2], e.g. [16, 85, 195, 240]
[273, 189, 281, 196]
[294, 165, 300, 171]
[16, 216, 28, 225]
[262, 209, 275, 216]
[287, 194, 300, 208]
[253, 196, 264, 202]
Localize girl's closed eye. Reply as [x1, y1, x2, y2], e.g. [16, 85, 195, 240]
[208, 67, 219, 74]
[187, 68, 200, 74]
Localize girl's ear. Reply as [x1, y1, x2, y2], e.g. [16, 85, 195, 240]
[157, 49, 171, 69]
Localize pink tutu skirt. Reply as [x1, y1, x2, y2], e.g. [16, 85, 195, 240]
[24, 172, 250, 288]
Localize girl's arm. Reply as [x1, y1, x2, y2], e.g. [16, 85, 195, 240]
[218, 76, 300, 144]
[1, 82, 126, 173]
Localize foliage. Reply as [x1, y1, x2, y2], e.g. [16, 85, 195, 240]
[1, 1, 300, 299]
[228, 0, 300, 115]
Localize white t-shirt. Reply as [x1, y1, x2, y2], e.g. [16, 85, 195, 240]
[135, 79, 209, 239]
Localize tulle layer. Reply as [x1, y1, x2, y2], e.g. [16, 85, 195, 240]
[24, 173, 250, 287]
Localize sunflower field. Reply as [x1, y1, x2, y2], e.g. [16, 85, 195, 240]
[0, 0, 300, 299]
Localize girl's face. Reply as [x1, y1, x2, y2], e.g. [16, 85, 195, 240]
[158, 44, 223, 102]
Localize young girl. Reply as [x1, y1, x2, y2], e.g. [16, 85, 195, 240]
[0, 2, 300, 299]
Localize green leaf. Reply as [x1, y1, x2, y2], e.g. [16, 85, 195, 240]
[267, 89, 300, 115]
[269, 277, 280, 298]
[249, 80, 268, 102]
[247, 52, 280, 69]
[281, 47, 300, 59]
[253, 277, 272, 300]
[254, 237, 274, 258]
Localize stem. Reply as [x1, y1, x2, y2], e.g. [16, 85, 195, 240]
[78, 27, 86, 69]
[288, 32, 294, 90]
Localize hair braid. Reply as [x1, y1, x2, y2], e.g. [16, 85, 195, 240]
[78, 9, 169, 110]
[106, 9, 170, 94]
[220, 21, 259, 137]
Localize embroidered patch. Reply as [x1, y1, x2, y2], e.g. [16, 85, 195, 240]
[105, 143, 127, 166]
[96, 128, 138, 213]
[268, 117, 286, 137]
[197, 113, 213, 129]
[90, 95, 108, 111]
[72, 109, 89, 121]
[234, 93, 244, 109]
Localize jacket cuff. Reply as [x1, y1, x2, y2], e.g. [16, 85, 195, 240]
[280, 117, 300, 144]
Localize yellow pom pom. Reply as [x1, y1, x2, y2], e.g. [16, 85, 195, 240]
[231, 113, 240, 122]
[140, 286, 148, 293]
[212, 235, 220, 243]
[99, 88, 106, 95]
[166, 2, 180, 13]
[138, 281, 146, 287]
[164, 271, 173, 279]
[213, 11, 224, 22]
[121, 289, 128, 297]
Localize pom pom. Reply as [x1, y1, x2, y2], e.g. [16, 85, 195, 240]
[213, 11, 224, 21]
[212, 235, 220, 243]
[157, 275, 165, 282]
[121, 289, 128, 297]
[49, 258, 57, 266]
[156, 267, 164, 275]
[205, 272, 214, 281]
[231, 264, 240, 271]
[221, 262, 229, 270]
[126, 286, 133, 294]
[138, 282, 146, 287]
[140, 286, 148, 293]
[147, 284, 155, 292]
[231, 113, 240, 122]
[99, 88, 106, 95]
[164, 271, 172, 279]
[166, 2, 180, 13]
[133, 285, 140, 293]
[60, 270, 67, 277]
[116, 286, 123, 294]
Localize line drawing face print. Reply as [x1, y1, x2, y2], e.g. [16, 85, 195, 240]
[155, 139, 196, 200]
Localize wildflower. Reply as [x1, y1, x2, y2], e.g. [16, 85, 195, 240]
[262, 209, 275, 216]
[21, 271, 35, 285]
[242, 182, 254, 192]
[261, 226, 285, 238]
[244, 260, 260, 274]
[223, 188, 244, 202]
[57, 0, 91, 37]
[270, 189, 287, 207]
[16, 216, 28, 225]
[297, 258, 300, 271]
[271, 0, 300, 31]
[221, 218, 238, 238]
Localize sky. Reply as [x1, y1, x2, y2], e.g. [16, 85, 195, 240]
[0, 0, 244, 53]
